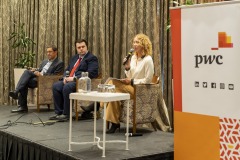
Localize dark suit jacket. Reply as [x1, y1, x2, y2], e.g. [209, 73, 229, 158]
[38, 58, 64, 75]
[64, 52, 98, 79]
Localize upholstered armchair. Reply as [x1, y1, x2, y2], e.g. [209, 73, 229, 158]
[37, 75, 62, 112]
[27, 75, 62, 112]
[120, 76, 159, 134]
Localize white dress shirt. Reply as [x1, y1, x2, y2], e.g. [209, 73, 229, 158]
[40, 60, 53, 75]
[125, 54, 154, 84]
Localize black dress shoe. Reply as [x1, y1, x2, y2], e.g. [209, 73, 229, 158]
[79, 112, 93, 120]
[9, 91, 19, 99]
[49, 114, 60, 120]
[11, 106, 28, 113]
[81, 102, 100, 112]
[106, 123, 120, 134]
[57, 114, 69, 122]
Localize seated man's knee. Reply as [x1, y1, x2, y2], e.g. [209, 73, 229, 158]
[52, 81, 63, 91]
[22, 69, 31, 76]
[63, 82, 76, 93]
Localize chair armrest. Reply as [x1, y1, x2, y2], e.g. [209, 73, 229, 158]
[37, 75, 62, 104]
[134, 83, 160, 97]
[134, 83, 160, 107]
[91, 78, 102, 91]
[37, 75, 61, 89]
[133, 83, 160, 123]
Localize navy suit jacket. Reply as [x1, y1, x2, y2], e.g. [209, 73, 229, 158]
[64, 52, 98, 79]
[38, 58, 64, 75]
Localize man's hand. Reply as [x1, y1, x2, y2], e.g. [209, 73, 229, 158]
[34, 71, 42, 77]
[30, 68, 38, 72]
[64, 77, 74, 84]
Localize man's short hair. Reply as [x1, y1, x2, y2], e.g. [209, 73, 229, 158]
[75, 39, 88, 47]
[47, 45, 58, 51]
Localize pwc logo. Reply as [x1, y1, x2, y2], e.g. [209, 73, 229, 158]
[194, 32, 233, 68]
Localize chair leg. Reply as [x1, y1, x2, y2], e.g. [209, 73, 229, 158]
[37, 104, 40, 112]
[47, 104, 50, 111]
[132, 123, 137, 134]
[75, 101, 78, 121]
[75, 110, 79, 121]
[151, 122, 158, 131]
[96, 110, 101, 120]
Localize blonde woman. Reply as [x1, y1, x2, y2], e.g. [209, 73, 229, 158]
[106, 33, 154, 133]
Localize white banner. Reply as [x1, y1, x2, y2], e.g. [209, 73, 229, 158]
[181, 2, 240, 119]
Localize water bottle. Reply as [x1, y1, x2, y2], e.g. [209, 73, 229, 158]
[85, 72, 91, 92]
[78, 72, 86, 92]
[78, 72, 91, 92]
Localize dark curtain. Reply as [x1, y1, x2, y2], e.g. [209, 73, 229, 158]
[0, 130, 75, 160]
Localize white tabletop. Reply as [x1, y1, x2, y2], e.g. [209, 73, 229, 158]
[70, 91, 130, 102]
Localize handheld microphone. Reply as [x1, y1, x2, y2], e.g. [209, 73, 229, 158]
[128, 133, 143, 137]
[123, 48, 134, 65]
[65, 71, 70, 77]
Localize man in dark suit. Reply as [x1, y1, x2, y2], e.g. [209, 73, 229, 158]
[9, 45, 64, 113]
[49, 39, 99, 121]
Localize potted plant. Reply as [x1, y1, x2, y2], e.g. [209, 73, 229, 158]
[8, 23, 36, 88]
[8, 22, 36, 68]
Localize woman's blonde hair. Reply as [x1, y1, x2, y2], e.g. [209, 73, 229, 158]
[133, 33, 152, 56]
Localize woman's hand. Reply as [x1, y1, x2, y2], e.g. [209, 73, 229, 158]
[120, 78, 131, 85]
[124, 57, 131, 70]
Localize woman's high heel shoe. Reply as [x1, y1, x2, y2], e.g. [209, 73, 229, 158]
[106, 123, 120, 134]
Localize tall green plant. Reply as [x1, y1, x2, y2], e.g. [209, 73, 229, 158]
[8, 23, 36, 68]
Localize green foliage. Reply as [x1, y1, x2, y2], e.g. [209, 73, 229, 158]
[185, 0, 194, 5]
[166, 24, 171, 30]
[168, 0, 195, 30]
[167, 18, 171, 31]
[8, 23, 36, 68]
[170, 0, 195, 6]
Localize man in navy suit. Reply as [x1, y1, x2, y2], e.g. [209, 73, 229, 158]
[50, 39, 99, 121]
[9, 45, 64, 113]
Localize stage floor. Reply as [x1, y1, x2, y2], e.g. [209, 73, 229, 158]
[0, 105, 173, 160]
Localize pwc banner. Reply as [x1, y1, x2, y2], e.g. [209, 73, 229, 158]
[171, 1, 240, 160]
